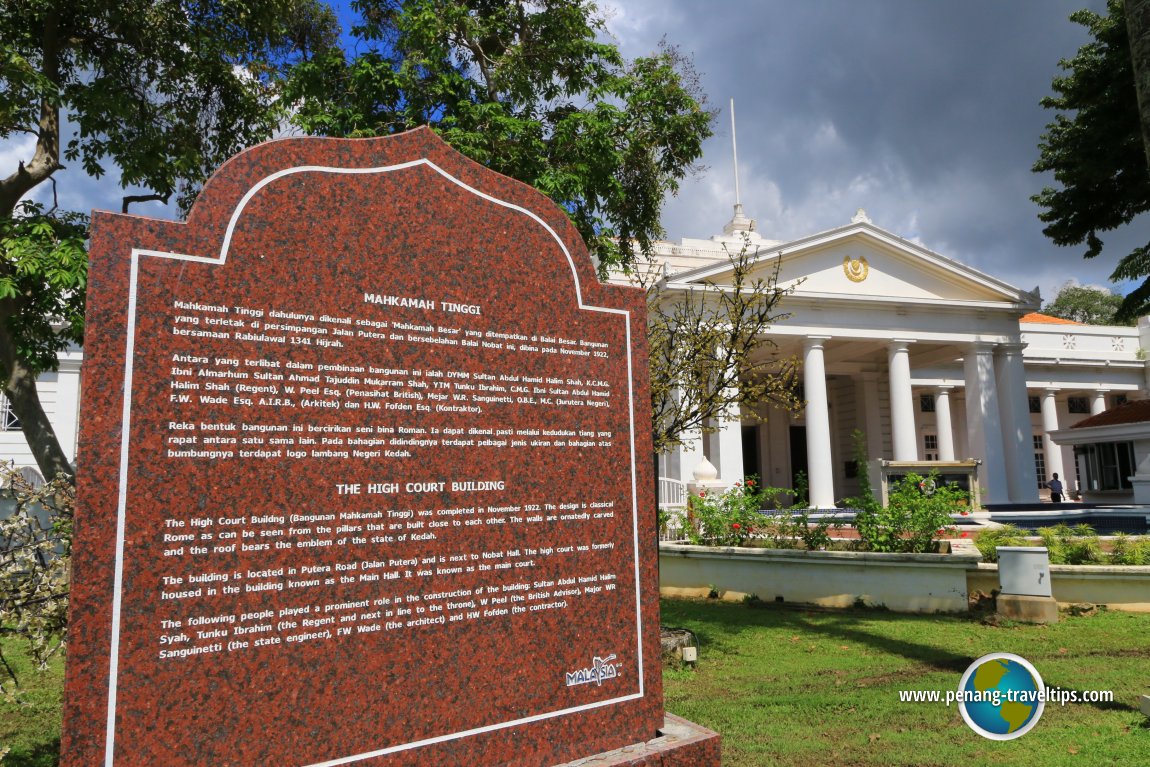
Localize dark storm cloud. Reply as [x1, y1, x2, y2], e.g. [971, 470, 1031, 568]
[7, 0, 1136, 301]
[612, 0, 1126, 299]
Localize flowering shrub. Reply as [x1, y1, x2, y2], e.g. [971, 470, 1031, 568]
[843, 431, 965, 553]
[0, 466, 73, 699]
[682, 474, 840, 549]
[685, 479, 765, 547]
[853, 471, 966, 553]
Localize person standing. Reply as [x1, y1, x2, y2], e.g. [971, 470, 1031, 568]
[1047, 472, 1064, 503]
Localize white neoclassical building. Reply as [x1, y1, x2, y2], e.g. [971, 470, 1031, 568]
[3, 209, 1149, 509]
[630, 207, 1150, 508]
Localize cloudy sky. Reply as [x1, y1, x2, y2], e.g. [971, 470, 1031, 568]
[5, 0, 1139, 303]
[604, 0, 1138, 302]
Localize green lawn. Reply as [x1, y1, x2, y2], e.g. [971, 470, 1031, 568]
[0, 641, 63, 767]
[3, 603, 1148, 766]
[662, 598, 1150, 767]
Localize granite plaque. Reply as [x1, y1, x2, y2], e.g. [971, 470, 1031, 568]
[62, 129, 665, 766]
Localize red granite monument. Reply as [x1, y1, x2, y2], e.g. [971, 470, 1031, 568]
[62, 129, 719, 766]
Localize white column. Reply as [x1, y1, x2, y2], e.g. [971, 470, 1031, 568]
[888, 341, 917, 461]
[703, 355, 745, 486]
[1040, 389, 1066, 485]
[54, 361, 82, 466]
[715, 407, 744, 486]
[934, 386, 956, 462]
[1091, 390, 1109, 415]
[803, 337, 835, 508]
[858, 373, 884, 460]
[964, 343, 1009, 505]
[673, 384, 707, 485]
[996, 344, 1039, 503]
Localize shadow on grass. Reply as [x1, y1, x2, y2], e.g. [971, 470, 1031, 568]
[775, 609, 974, 676]
[670, 599, 975, 675]
[665, 598, 1143, 715]
[4, 738, 60, 767]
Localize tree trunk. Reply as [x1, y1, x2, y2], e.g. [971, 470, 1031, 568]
[1128, 0, 1150, 176]
[0, 305, 74, 482]
[0, 9, 74, 483]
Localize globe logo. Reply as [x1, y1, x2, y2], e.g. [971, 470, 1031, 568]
[958, 653, 1045, 740]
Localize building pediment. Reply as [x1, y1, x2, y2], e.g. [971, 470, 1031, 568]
[667, 222, 1039, 311]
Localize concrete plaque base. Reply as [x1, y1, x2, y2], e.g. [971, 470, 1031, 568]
[554, 714, 720, 766]
[997, 593, 1059, 624]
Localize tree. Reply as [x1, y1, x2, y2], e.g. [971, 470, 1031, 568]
[1033, 0, 1150, 322]
[1128, 0, 1150, 174]
[0, 0, 338, 482]
[285, 0, 714, 274]
[1042, 281, 1134, 325]
[644, 238, 800, 454]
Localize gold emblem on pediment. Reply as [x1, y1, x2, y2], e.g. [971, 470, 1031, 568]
[843, 255, 869, 282]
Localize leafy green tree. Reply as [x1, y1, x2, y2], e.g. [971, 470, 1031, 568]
[1033, 0, 1150, 322]
[1042, 282, 1133, 325]
[286, 0, 714, 273]
[0, 0, 338, 481]
[1128, 0, 1150, 174]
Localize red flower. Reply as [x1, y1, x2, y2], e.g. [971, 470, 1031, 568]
[960, 532, 970, 538]
[746, 479, 755, 487]
[732, 523, 741, 529]
[960, 510, 970, 516]
[936, 529, 945, 535]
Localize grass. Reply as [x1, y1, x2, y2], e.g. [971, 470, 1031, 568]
[661, 598, 1150, 766]
[0, 640, 63, 767]
[2, 604, 1148, 766]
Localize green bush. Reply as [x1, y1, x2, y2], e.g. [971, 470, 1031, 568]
[848, 475, 965, 554]
[1039, 523, 1103, 565]
[843, 431, 967, 553]
[974, 524, 1030, 562]
[1109, 533, 1150, 565]
[975, 525, 1150, 565]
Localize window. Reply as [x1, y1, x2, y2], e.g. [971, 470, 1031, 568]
[1068, 396, 1090, 414]
[1028, 396, 1041, 414]
[1033, 435, 1046, 490]
[0, 396, 20, 431]
[919, 393, 935, 413]
[1113, 394, 1128, 408]
[1074, 442, 1135, 492]
[923, 434, 938, 461]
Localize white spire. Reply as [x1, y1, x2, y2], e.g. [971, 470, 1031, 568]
[723, 98, 756, 236]
[732, 98, 742, 208]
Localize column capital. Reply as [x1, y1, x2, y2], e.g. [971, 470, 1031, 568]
[803, 335, 832, 350]
[966, 340, 998, 354]
[995, 342, 1028, 356]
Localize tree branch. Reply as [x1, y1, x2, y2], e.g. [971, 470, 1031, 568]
[122, 192, 172, 214]
[0, 9, 63, 217]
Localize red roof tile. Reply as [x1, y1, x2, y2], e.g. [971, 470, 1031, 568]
[1070, 398, 1150, 428]
[1020, 312, 1084, 325]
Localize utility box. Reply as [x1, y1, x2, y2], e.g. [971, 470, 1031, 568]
[997, 546, 1052, 597]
